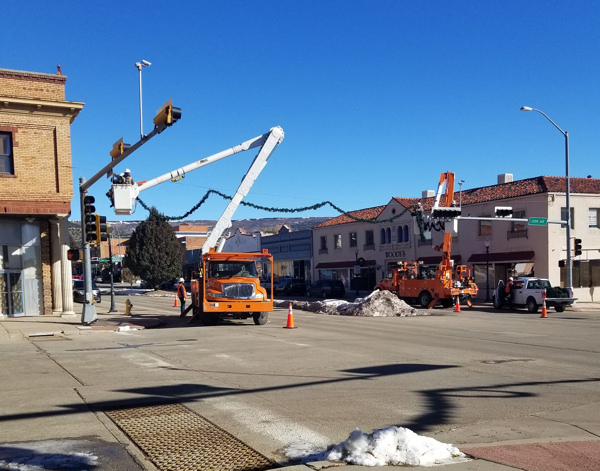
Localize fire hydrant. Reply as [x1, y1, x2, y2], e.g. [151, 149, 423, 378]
[125, 298, 133, 315]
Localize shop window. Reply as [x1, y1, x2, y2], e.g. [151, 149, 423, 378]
[0, 132, 14, 175]
[588, 209, 600, 228]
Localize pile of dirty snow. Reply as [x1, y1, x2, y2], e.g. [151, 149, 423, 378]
[275, 290, 425, 317]
[284, 425, 469, 467]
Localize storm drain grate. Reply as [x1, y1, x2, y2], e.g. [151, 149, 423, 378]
[106, 403, 276, 471]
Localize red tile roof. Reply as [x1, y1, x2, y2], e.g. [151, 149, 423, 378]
[313, 176, 600, 229]
[313, 205, 386, 228]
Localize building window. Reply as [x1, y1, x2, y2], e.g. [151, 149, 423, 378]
[364, 230, 374, 250]
[386, 228, 391, 244]
[334, 234, 342, 249]
[589, 209, 600, 228]
[349, 232, 357, 247]
[403, 225, 409, 242]
[0, 132, 14, 174]
[512, 210, 526, 231]
[380, 228, 386, 244]
[479, 217, 492, 236]
[320, 236, 327, 250]
[397, 226, 403, 243]
[561, 207, 575, 229]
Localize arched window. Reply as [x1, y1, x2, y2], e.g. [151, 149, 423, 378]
[403, 225, 409, 241]
[397, 226, 403, 243]
[380, 228, 386, 244]
[386, 228, 391, 244]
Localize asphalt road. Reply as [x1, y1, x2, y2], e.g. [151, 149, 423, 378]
[3, 294, 600, 469]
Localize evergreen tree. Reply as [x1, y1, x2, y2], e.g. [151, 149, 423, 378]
[124, 208, 182, 289]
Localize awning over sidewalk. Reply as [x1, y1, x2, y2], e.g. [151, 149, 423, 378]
[467, 250, 535, 263]
[315, 260, 376, 269]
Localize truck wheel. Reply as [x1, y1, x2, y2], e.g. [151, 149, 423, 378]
[418, 291, 433, 308]
[253, 312, 268, 325]
[526, 297, 538, 313]
[555, 305, 566, 313]
[441, 298, 453, 308]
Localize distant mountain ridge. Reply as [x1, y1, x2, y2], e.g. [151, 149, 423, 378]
[68, 217, 331, 242]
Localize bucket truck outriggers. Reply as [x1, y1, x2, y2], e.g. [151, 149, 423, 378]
[374, 171, 478, 309]
[109, 126, 284, 325]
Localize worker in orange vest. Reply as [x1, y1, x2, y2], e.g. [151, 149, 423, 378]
[177, 278, 187, 316]
[505, 277, 514, 307]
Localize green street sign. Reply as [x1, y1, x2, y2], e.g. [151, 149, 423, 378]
[529, 217, 548, 226]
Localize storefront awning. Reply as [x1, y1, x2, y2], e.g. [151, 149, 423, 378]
[315, 260, 376, 269]
[417, 255, 462, 265]
[467, 251, 535, 263]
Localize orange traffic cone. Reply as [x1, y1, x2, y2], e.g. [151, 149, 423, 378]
[284, 302, 297, 329]
[454, 296, 461, 312]
[173, 297, 179, 307]
[540, 290, 548, 318]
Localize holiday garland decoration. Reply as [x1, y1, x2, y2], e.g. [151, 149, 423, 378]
[136, 189, 421, 226]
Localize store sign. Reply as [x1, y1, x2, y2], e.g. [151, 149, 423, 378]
[385, 250, 406, 259]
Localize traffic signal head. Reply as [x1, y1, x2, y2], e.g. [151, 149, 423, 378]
[574, 238, 582, 257]
[432, 207, 461, 219]
[110, 137, 132, 158]
[153, 98, 182, 127]
[95, 215, 108, 243]
[67, 249, 81, 261]
[495, 206, 513, 218]
[83, 195, 95, 215]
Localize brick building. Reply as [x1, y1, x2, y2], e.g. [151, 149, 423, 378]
[0, 68, 83, 316]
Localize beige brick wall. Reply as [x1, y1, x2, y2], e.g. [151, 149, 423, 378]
[0, 70, 65, 101]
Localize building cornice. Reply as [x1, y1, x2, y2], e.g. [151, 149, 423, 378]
[0, 96, 84, 123]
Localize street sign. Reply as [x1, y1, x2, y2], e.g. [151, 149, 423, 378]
[529, 217, 548, 226]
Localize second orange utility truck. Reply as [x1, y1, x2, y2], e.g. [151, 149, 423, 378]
[374, 171, 478, 309]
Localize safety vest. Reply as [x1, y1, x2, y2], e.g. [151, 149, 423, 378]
[177, 283, 187, 299]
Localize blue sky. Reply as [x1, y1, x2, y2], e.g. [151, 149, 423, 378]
[4, 1, 600, 222]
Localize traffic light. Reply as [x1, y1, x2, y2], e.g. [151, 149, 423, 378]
[109, 137, 131, 159]
[432, 207, 461, 219]
[495, 206, 513, 218]
[574, 238, 582, 257]
[95, 214, 108, 244]
[153, 98, 182, 127]
[83, 195, 98, 244]
[67, 249, 81, 261]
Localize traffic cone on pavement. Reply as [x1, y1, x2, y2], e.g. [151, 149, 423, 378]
[540, 290, 548, 318]
[173, 297, 179, 308]
[454, 296, 461, 312]
[284, 302, 297, 329]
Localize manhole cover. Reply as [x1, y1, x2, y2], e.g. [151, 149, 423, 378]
[106, 403, 276, 471]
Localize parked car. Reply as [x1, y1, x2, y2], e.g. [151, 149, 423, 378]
[277, 278, 307, 296]
[306, 280, 345, 298]
[274, 277, 294, 294]
[72, 280, 102, 304]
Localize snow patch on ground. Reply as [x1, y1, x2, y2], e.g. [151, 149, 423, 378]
[276, 290, 426, 317]
[284, 425, 469, 467]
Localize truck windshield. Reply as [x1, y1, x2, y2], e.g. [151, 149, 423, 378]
[207, 261, 258, 278]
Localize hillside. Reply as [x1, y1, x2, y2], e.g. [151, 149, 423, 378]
[68, 216, 330, 247]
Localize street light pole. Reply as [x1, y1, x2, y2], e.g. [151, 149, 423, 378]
[354, 249, 360, 296]
[135, 60, 151, 140]
[521, 106, 572, 295]
[484, 238, 491, 302]
[107, 226, 117, 313]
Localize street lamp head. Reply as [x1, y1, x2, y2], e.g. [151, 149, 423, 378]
[520, 106, 533, 111]
[135, 60, 151, 70]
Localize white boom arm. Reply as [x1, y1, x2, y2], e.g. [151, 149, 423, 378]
[110, 126, 284, 253]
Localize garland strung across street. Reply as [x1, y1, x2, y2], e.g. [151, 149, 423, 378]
[136, 189, 418, 225]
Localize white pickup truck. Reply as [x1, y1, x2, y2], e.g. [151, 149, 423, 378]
[492, 277, 576, 313]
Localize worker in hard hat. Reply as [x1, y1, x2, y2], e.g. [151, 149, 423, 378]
[504, 277, 514, 307]
[177, 278, 187, 316]
[123, 169, 134, 184]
